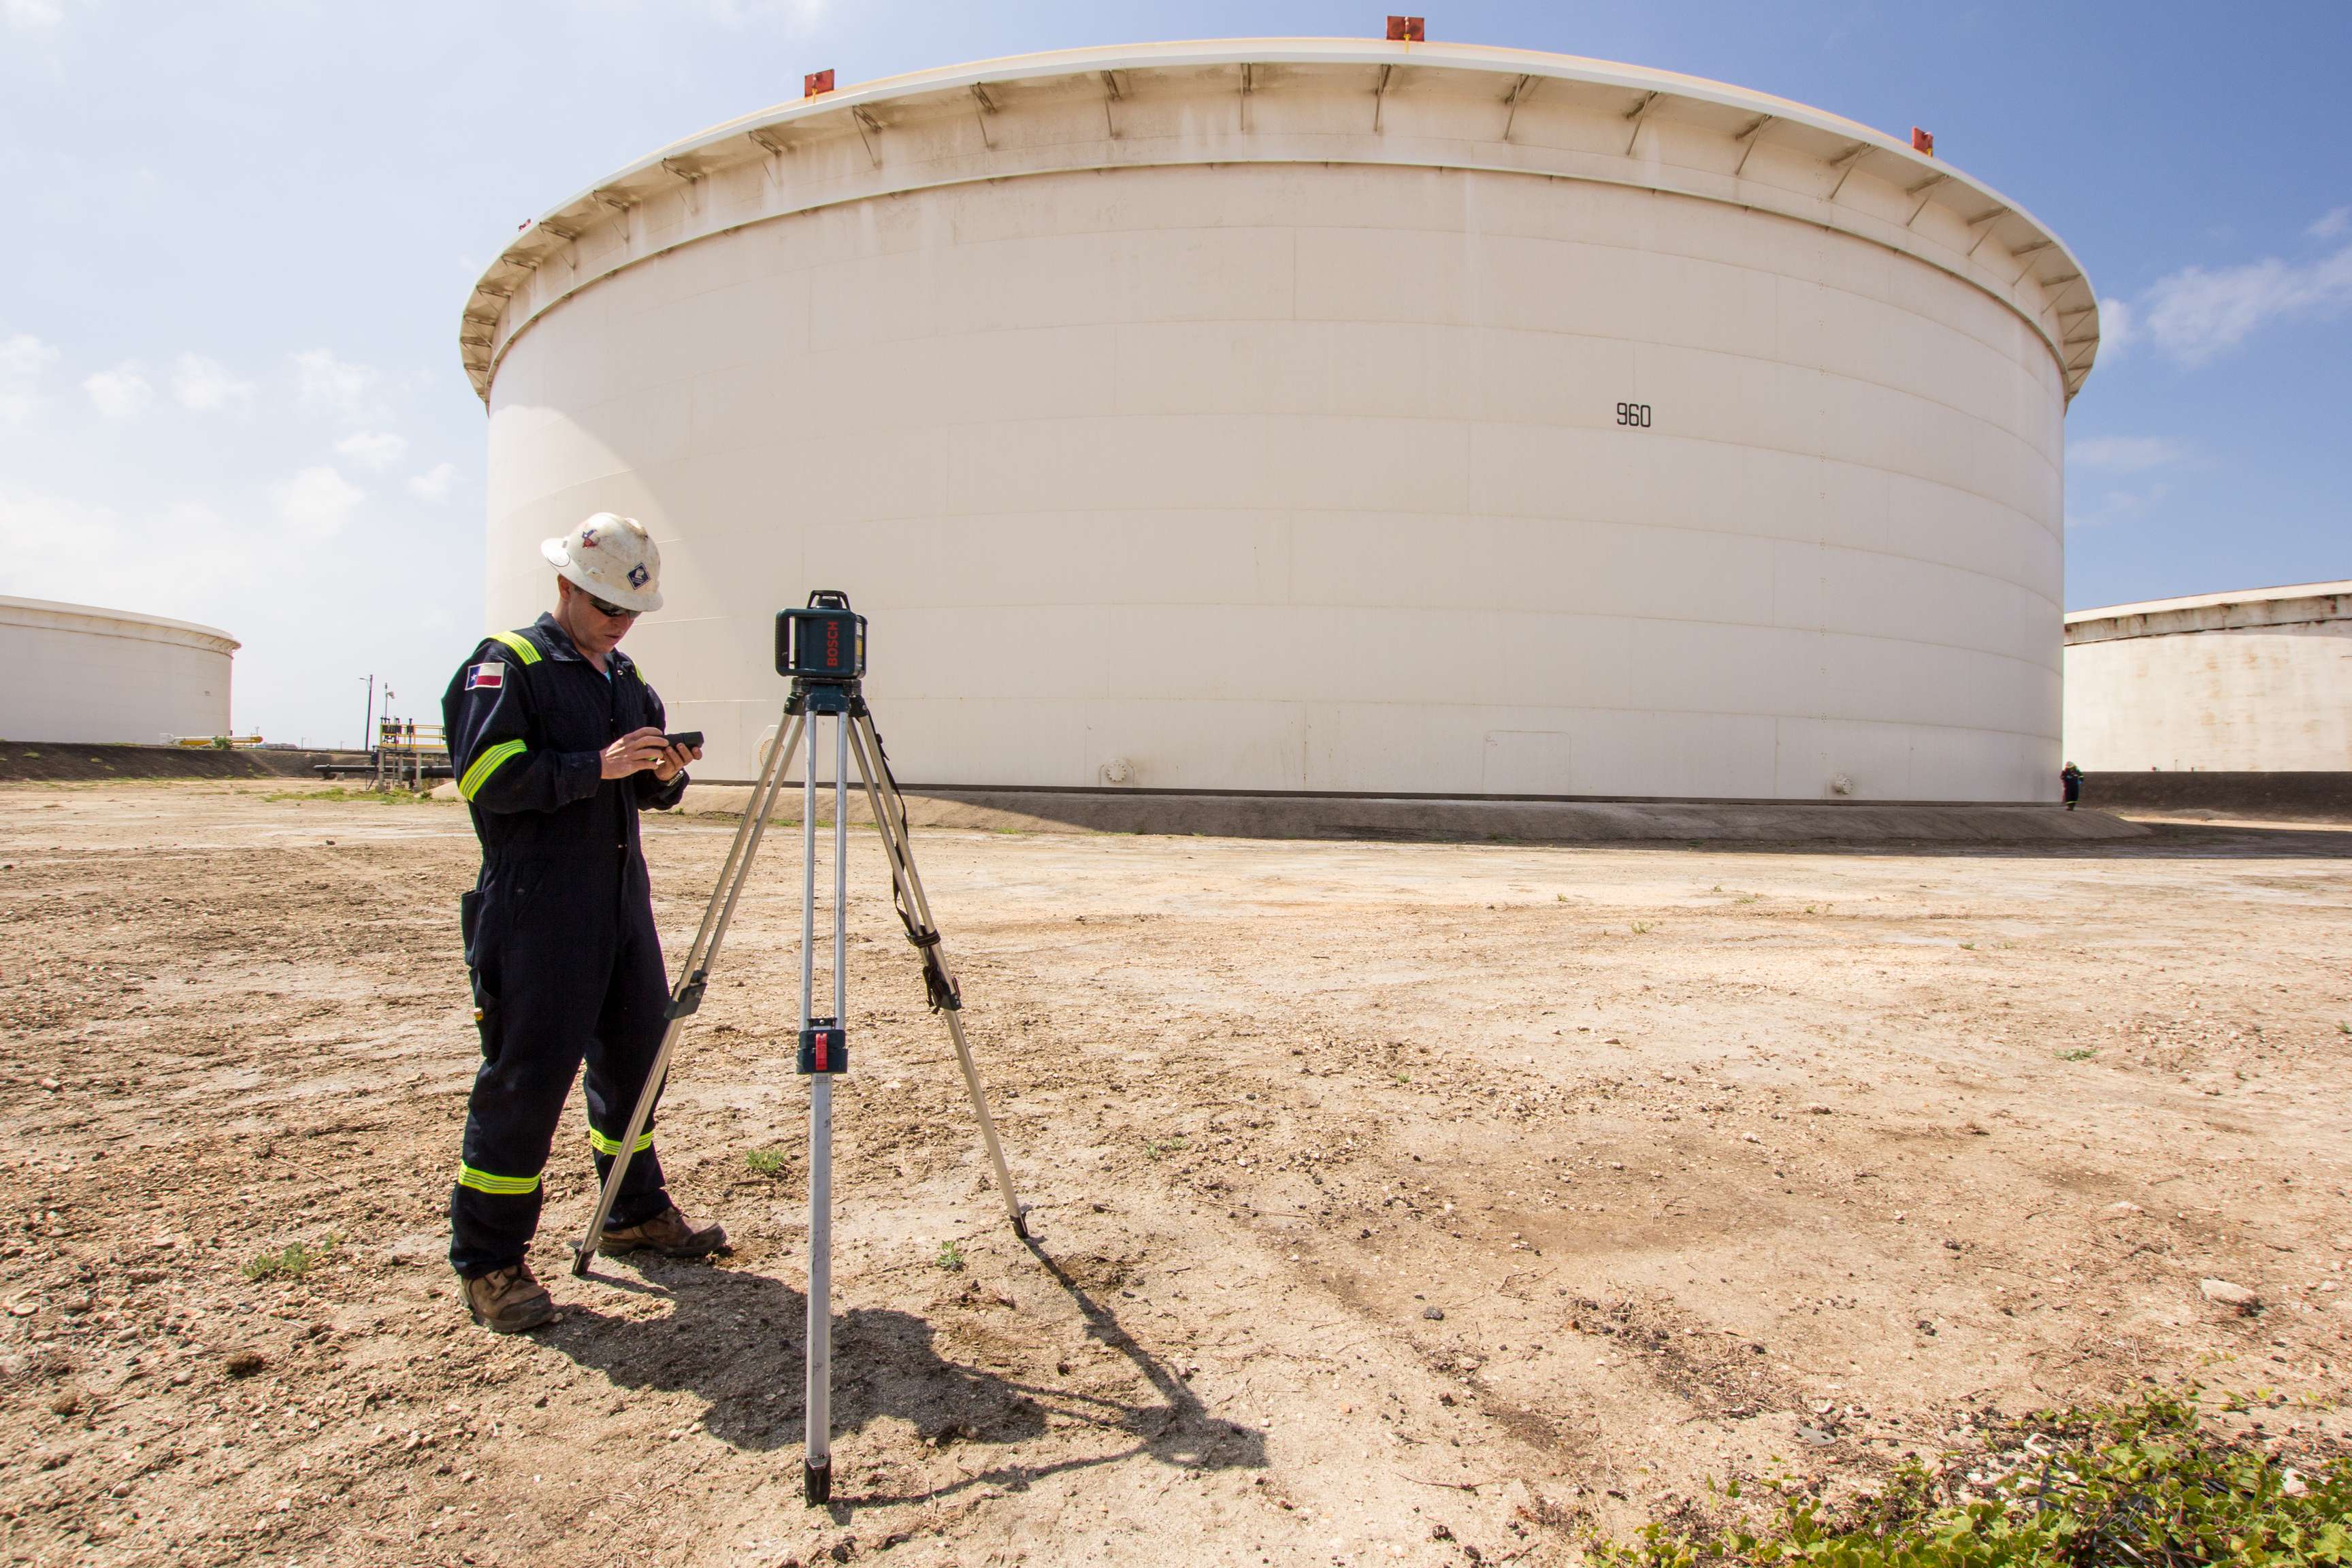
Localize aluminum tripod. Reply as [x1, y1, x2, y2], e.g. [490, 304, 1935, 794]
[570, 687, 1030, 1507]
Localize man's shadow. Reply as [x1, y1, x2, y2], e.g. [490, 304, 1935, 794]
[538, 1233, 1265, 1507]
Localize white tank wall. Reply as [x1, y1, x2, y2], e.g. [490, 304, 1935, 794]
[2063, 589, 2352, 771]
[478, 48, 2081, 802]
[0, 597, 238, 745]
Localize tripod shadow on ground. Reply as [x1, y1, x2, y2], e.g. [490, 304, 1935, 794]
[540, 1263, 1042, 1456]
[538, 1238, 1265, 1510]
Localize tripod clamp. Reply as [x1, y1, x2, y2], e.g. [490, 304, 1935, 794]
[664, 968, 708, 1021]
[908, 930, 960, 1014]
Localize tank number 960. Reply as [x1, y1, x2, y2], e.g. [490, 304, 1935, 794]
[1616, 402, 1653, 428]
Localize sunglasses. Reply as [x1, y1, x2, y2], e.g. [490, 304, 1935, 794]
[581, 589, 640, 620]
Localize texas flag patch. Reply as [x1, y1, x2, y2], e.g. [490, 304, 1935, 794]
[465, 662, 506, 691]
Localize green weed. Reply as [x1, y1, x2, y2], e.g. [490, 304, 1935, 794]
[242, 1235, 338, 1281]
[1592, 1388, 2352, 1568]
[745, 1148, 789, 1178]
[1144, 1136, 1189, 1160]
[935, 1240, 965, 1271]
[2058, 1047, 2097, 1062]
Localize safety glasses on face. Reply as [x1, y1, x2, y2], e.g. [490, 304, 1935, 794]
[582, 591, 640, 621]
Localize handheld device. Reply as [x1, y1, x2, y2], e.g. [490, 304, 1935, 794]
[663, 731, 704, 751]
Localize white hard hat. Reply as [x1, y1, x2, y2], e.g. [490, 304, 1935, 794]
[542, 512, 663, 613]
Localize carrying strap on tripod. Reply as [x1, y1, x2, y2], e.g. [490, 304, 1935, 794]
[864, 714, 960, 1014]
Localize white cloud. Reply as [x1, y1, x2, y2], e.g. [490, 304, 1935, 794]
[290, 348, 382, 421]
[408, 462, 456, 504]
[2095, 297, 2132, 359]
[82, 361, 155, 420]
[2136, 244, 2352, 364]
[0, 487, 123, 593]
[700, 0, 829, 24]
[3, 0, 65, 31]
[2310, 207, 2351, 240]
[335, 430, 408, 471]
[0, 333, 59, 422]
[171, 354, 255, 414]
[2068, 436, 2183, 474]
[0, 488, 242, 617]
[2065, 483, 2169, 532]
[274, 465, 365, 538]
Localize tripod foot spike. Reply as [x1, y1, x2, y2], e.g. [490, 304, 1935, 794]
[568, 1244, 593, 1281]
[803, 1458, 831, 1507]
[1012, 1204, 1031, 1239]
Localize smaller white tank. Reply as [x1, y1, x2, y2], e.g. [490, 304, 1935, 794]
[0, 595, 240, 745]
[2063, 581, 2352, 770]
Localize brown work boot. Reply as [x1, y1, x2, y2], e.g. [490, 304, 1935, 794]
[599, 1205, 728, 1259]
[463, 1263, 559, 1334]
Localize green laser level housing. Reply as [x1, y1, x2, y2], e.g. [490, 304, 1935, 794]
[776, 591, 866, 685]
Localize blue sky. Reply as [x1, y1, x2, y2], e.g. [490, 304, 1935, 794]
[2, 0, 2345, 746]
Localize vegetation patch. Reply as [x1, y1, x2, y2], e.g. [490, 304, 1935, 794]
[1595, 1390, 2351, 1567]
[242, 1235, 337, 1281]
[263, 785, 436, 805]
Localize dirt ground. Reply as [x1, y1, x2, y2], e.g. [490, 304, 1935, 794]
[4, 781, 2350, 1567]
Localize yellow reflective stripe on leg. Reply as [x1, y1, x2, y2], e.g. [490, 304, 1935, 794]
[587, 1127, 655, 1156]
[487, 630, 541, 665]
[458, 739, 525, 800]
[456, 1163, 540, 1196]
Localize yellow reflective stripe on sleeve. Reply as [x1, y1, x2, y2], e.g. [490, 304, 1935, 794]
[458, 739, 525, 800]
[587, 1127, 655, 1156]
[487, 630, 541, 665]
[455, 1163, 540, 1196]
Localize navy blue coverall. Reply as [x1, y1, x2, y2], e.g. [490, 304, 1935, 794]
[441, 612, 689, 1278]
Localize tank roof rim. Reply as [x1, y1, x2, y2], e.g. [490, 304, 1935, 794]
[2066, 580, 2352, 626]
[463, 37, 2098, 404]
[0, 594, 242, 652]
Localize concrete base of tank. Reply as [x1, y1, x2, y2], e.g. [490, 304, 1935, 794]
[673, 784, 2146, 845]
[2082, 770, 2352, 823]
[0, 740, 349, 783]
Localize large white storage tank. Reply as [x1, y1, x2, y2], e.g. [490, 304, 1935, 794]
[2063, 581, 2352, 772]
[0, 596, 238, 745]
[464, 39, 2101, 801]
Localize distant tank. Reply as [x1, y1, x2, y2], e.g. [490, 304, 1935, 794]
[0, 595, 238, 745]
[2065, 581, 2352, 771]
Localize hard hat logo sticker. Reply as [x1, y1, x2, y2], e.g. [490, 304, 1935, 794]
[628, 564, 650, 587]
[579, 528, 598, 546]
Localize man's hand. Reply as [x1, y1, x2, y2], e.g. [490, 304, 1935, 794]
[601, 728, 674, 779]
[652, 738, 702, 783]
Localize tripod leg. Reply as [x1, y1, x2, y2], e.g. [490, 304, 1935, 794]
[570, 708, 806, 1279]
[847, 711, 1030, 1238]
